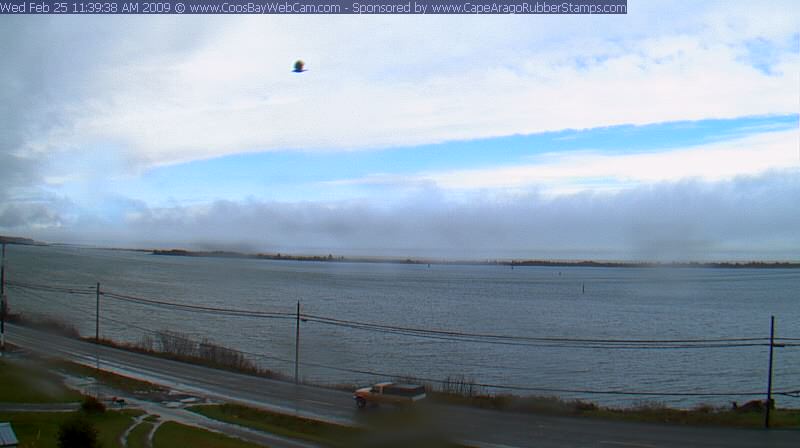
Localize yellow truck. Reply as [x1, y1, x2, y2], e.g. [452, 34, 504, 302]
[353, 382, 427, 408]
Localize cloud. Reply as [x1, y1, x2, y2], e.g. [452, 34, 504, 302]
[2, 2, 797, 172]
[334, 129, 799, 195]
[2, 2, 798, 255]
[30, 170, 800, 261]
[56, 30, 800, 168]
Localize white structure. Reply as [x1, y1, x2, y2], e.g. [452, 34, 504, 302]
[0, 423, 17, 448]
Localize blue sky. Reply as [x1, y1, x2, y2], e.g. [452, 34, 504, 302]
[109, 114, 798, 206]
[1, 1, 799, 260]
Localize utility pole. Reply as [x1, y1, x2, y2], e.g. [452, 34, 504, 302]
[95, 282, 100, 342]
[295, 301, 300, 384]
[1, 243, 6, 352]
[765, 315, 776, 429]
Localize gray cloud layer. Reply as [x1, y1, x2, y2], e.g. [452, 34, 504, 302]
[29, 170, 800, 261]
[2, 11, 798, 261]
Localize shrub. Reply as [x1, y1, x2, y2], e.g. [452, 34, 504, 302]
[81, 395, 106, 414]
[572, 400, 599, 412]
[157, 330, 198, 357]
[15, 315, 81, 338]
[692, 403, 720, 414]
[57, 416, 102, 448]
[441, 375, 482, 397]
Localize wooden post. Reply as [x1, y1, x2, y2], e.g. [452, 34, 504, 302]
[295, 301, 300, 384]
[765, 315, 775, 429]
[95, 282, 100, 342]
[1, 243, 5, 351]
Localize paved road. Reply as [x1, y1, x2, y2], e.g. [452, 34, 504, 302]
[0, 402, 80, 412]
[6, 324, 798, 447]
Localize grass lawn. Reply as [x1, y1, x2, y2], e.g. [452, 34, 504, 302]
[152, 421, 266, 448]
[0, 359, 83, 403]
[126, 421, 153, 448]
[49, 359, 169, 397]
[0, 410, 142, 448]
[431, 392, 800, 429]
[588, 405, 800, 428]
[189, 403, 361, 446]
[188, 404, 468, 448]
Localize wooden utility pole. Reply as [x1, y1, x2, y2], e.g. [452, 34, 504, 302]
[295, 301, 300, 384]
[1, 243, 6, 351]
[765, 315, 775, 429]
[95, 282, 101, 342]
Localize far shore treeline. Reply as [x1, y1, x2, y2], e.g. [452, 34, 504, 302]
[1, 234, 797, 268]
[151, 248, 800, 269]
[0, 236, 40, 246]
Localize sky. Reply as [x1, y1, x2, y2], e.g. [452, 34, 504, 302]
[1, 1, 799, 261]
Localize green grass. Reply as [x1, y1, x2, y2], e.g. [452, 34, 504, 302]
[152, 421, 266, 448]
[429, 392, 800, 429]
[0, 359, 83, 403]
[189, 404, 468, 448]
[49, 359, 169, 397]
[126, 421, 154, 448]
[189, 403, 362, 446]
[588, 403, 800, 428]
[12, 340, 799, 432]
[0, 410, 142, 448]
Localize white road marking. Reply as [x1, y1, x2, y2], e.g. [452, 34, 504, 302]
[460, 441, 521, 448]
[301, 399, 334, 407]
[600, 441, 657, 448]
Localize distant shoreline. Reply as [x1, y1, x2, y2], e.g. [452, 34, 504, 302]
[4, 235, 797, 268]
[0, 236, 42, 246]
[150, 248, 800, 269]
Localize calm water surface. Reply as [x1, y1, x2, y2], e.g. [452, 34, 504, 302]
[5, 244, 799, 408]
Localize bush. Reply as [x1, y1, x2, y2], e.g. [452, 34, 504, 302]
[81, 395, 106, 414]
[692, 403, 720, 414]
[15, 315, 81, 338]
[57, 416, 102, 448]
[572, 400, 599, 412]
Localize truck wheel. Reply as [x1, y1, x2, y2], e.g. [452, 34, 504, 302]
[356, 397, 367, 409]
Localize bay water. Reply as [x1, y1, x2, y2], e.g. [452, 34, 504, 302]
[4, 244, 799, 409]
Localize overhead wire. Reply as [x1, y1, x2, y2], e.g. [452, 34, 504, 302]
[7, 280, 791, 349]
[6, 280, 799, 399]
[9, 280, 798, 349]
[302, 313, 768, 344]
[97, 313, 297, 366]
[7, 280, 95, 295]
[102, 291, 295, 320]
[301, 316, 769, 350]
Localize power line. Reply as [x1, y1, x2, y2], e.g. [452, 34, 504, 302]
[301, 313, 769, 344]
[96, 315, 777, 397]
[98, 313, 297, 366]
[301, 315, 769, 349]
[91, 309, 797, 397]
[8, 281, 798, 400]
[102, 291, 295, 320]
[99, 313, 165, 336]
[93, 313, 793, 398]
[289, 358, 799, 398]
[8, 280, 787, 348]
[7, 285, 74, 306]
[303, 317, 768, 350]
[7, 280, 95, 295]
[9, 281, 294, 319]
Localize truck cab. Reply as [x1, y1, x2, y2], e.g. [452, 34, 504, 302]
[353, 382, 426, 408]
